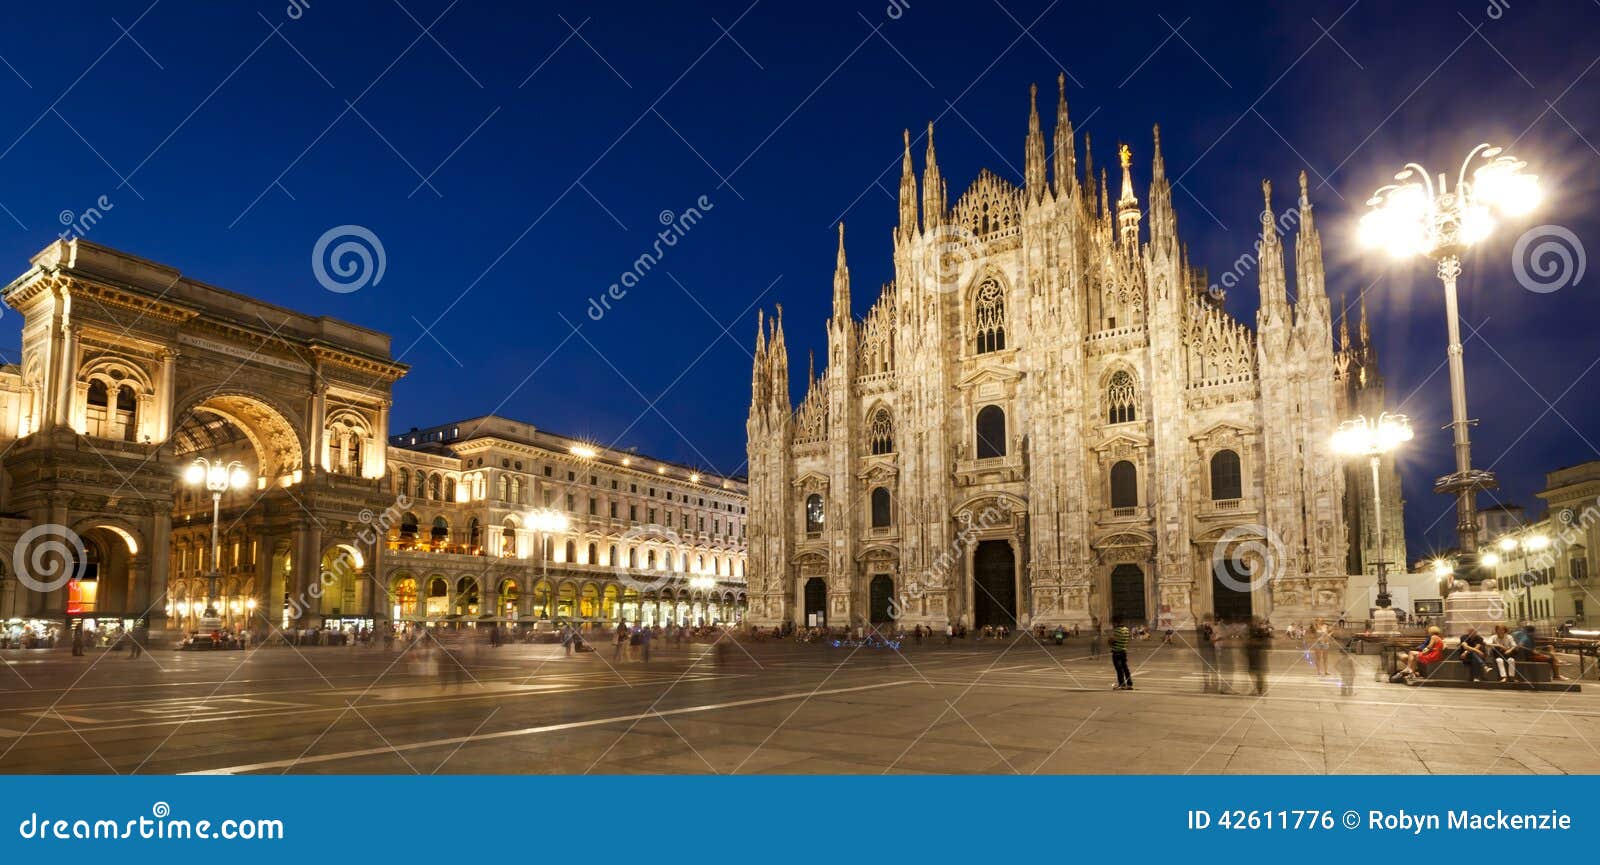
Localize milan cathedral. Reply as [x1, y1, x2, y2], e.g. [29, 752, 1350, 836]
[744, 77, 1405, 631]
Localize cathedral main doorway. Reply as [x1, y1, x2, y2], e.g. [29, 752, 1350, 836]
[1109, 564, 1146, 624]
[869, 575, 895, 624]
[803, 577, 827, 626]
[1212, 558, 1254, 623]
[971, 541, 1016, 628]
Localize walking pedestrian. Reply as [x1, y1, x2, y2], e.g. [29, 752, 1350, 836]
[613, 622, 628, 662]
[1089, 624, 1103, 659]
[1310, 617, 1332, 677]
[1109, 618, 1132, 690]
[944, 622, 953, 647]
[1196, 614, 1219, 693]
[1246, 618, 1270, 695]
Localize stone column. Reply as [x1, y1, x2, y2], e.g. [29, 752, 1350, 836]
[146, 510, 171, 638]
[157, 349, 178, 441]
[291, 522, 322, 629]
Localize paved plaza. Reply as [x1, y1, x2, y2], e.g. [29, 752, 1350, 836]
[0, 634, 1596, 775]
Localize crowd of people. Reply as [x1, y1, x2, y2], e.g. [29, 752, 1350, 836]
[1393, 622, 1565, 684]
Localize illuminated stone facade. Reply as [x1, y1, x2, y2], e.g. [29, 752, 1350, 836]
[0, 239, 746, 639]
[745, 80, 1404, 631]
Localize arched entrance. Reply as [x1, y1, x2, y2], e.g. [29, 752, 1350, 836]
[972, 541, 1016, 628]
[803, 577, 826, 626]
[869, 574, 895, 624]
[1110, 564, 1146, 624]
[1212, 557, 1254, 623]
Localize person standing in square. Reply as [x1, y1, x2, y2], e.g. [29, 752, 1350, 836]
[1110, 617, 1132, 690]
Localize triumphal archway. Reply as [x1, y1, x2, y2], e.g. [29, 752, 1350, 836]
[0, 239, 406, 638]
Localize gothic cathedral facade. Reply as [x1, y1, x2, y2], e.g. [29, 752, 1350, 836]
[745, 79, 1404, 631]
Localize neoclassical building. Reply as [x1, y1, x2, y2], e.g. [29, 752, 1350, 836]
[0, 239, 746, 641]
[745, 79, 1404, 631]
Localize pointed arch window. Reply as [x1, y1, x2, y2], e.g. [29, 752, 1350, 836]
[1107, 370, 1138, 424]
[974, 280, 1006, 354]
[868, 407, 895, 455]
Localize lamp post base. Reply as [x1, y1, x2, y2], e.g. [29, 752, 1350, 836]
[1371, 607, 1401, 636]
[1444, 588, 1504, 637]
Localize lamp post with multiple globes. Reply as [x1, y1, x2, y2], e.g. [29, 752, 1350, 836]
[1332, 412, 1413, 632]
[183, 457, 252, 627]
[1482, 531, 1552, 624]
[1358, 144, 1539, 582]
[526, 508, 569, 615]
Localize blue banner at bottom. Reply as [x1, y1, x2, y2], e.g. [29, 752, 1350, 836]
[4, 776, 1592, 857]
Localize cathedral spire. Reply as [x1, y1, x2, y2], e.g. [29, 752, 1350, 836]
[1098, 167, 1109, 223]
[1116, 144, 1141, 246]
[832, 221, 850, 324]
[1293, 170, 1329, 326]
[922, 121, 945, 231]
[1083, 133, 1094, 203]
[1257, 179, 1290, 326]
[1359, 293, 1370, 345]
[1025, 82, 1047, 201]
[751, 308, 767, 415]
[768, 303, 789, 411]
[1337, 292, 1350, 351]
[1147, 124, 1177, 256]
[1052, 72, 1075, 197]
[755, 307, 768, 361]
[897, 128, 918, 241]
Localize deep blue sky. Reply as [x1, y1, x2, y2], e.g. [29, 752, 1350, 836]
[1, 1, 1596, 560]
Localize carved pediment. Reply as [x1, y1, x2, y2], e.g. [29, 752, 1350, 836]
[855, 543, 900, 563]
[1090, 431, 1149, 456]
[856, 456, 899, 484]
[790, 471, 829, 493]
[1189, 420, 1254, 443]
[956, 363, 1023, 391]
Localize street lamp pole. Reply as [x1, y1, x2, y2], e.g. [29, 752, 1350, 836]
[1367, 451, 1392, 608]
[1360, 144, 1539, 574]
[1333, 412, 1413, 633]
[184, 457, 252, 625]
[527, 508, 569, 618]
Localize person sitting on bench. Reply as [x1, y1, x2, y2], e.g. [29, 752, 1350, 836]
[1394, 627, 1444, 681]
[1488, 624, 1518, 681]
[1514, 624, 1565, 681]
[1459, 626, 1491, 682]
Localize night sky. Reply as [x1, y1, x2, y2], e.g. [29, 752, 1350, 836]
[1, 0, 1595, 559]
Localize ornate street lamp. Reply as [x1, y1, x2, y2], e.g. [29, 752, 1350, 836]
[183, 457, 252, 625]
[1332, 412, 1413, 630]
[1486, 530, 1551, 624]
[526, 508, 570, 587]
[1358, 144, 1539, 576]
